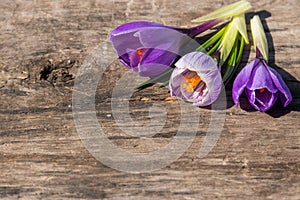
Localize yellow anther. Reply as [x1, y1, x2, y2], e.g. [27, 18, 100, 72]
[181, 71, 202, 93]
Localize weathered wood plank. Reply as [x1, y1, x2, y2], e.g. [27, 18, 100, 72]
[0, 0, 300, 199]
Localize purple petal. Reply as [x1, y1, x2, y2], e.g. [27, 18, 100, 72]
[129, 49, 144, 69]
[111, 33, 142, 63]
[232, 58, 292, 112]
[134, 63, 172, 77]
[181, 20, 220, 38]
[129, 48, 177, 77]
[141, 48, 177, 66]
[232, 59, 259, 106]
[110, 22, 184, 77]
[118, 53, 131, 68]
[110, 22, 168, 64]
[110, 21, 217, 78]
[245, 88, 278, 112]
[110, 21, 167, 36]
[169, 68, 186, 97]
[266, 66, 292, 107]
[118, 48, 136, 69]
[137, 27, 191, 54]
[246, 60, 278, 93]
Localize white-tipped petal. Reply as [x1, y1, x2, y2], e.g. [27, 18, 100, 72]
[232, 14, 249, 44]
[219, 21, 238, 66]
[250, 15, 269, 61]
[191, 0, 251, 23]
[169, 52, 223, 107]
[218, 14, 248, 65]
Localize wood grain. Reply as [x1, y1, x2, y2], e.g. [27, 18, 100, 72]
[0, 0, 300, 199]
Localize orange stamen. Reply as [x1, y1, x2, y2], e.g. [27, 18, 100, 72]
[258, 88, 265, 93]
[181, 71, 202, 93]
[136, 48, 145, 61]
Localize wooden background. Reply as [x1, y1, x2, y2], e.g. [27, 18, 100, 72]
[0, 0, 299, 199]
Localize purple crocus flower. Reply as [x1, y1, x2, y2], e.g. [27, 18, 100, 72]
[169, 52, 223, 107]
[232, 58, 292, 112]
[110, 20, 219, 77]
[232, 15, 292, 112]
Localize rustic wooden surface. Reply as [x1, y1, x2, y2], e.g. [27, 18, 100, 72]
[1, 0, 300, 199]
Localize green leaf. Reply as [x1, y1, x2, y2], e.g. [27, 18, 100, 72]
[191, 0, 251, 23]
[196, 26, 226, 52]
[158, 80, 170, 88]
[222, 35, 239, 83]
[236, 36, 245, 64]
[223, 36, 245, 84]
[207, 36, 223, 56]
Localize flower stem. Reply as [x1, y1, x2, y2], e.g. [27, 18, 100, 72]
[222, 35, 239, 82]
[223, 36, 245, 84]
[188, 20, 221, 38]
[196, 27, 226, 51]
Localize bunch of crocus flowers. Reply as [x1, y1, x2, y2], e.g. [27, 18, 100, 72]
[110, 0, 292, 112]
